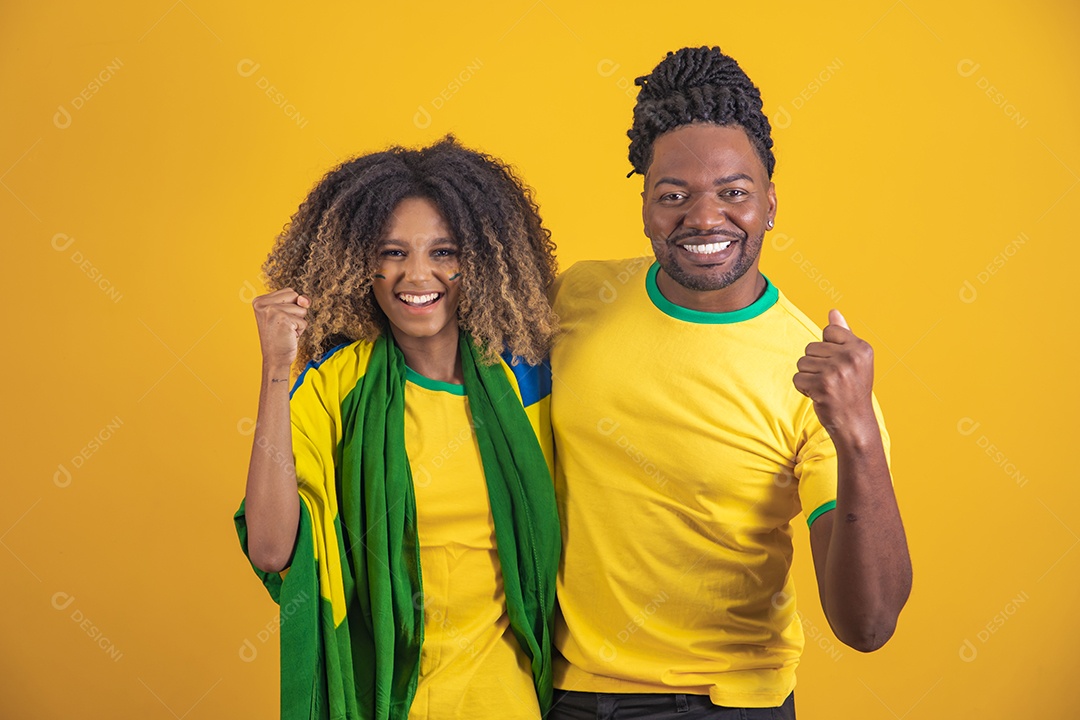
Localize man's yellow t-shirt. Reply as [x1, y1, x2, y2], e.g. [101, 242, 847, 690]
[550, 259, 889, 707]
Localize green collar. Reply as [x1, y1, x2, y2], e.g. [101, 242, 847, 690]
[404, 366, 466, 396]
[646, 261, 778, 324]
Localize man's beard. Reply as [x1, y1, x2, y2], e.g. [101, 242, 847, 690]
[653, 230, 764, 292]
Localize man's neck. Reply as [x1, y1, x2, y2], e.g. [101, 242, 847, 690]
[655, 268, 767, 314]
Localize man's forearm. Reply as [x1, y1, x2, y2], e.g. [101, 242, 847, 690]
[820, 425, 912, 652]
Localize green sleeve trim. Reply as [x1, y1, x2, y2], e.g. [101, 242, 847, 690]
[645, 262, 778, 324]
[404, 366, 466, 396]
[807, 499, 837, 528]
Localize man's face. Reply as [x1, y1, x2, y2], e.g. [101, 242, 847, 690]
[642, 123, 776, 297]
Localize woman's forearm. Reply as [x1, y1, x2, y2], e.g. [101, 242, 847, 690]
[243, 362, 301, 573]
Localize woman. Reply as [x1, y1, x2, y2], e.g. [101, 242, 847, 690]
[234, 136, 560, 720]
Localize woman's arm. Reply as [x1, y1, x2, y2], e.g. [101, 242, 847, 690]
[243, 289, 309, 573]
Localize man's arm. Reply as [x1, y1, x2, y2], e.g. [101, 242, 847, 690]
[795, 309, 913, 652]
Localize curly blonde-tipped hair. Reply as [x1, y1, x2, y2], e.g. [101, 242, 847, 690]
[262, 135, 558, 372]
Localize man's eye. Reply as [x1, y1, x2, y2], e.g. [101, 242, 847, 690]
[660, 193, 685, 202]
[723, 189, 747, 198]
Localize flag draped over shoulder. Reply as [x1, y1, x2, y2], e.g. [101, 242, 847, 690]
[234, 332, 560, 720]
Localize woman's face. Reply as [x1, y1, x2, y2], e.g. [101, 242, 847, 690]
[372, 197, 463, 346]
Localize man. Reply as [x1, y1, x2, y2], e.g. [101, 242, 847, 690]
[548, 47, 912, 719]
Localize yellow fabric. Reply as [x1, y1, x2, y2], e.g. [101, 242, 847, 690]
[549, 259, 890, 707]
[287, 341, 551, 718]
[498, 363, 555, 476]
[403, 377, 541, 720]
[289, 341, 373, 627]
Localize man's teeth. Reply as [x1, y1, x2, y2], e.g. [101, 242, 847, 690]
[683, 241, 733, 254]
[399, 292, 440, 306]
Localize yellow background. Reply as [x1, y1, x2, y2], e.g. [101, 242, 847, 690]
[3, 1, 1077, 717]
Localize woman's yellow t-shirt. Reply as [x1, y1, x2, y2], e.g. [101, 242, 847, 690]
[403, 368, 541, 720]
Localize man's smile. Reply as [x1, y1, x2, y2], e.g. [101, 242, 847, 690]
[679, 239, 735, 255]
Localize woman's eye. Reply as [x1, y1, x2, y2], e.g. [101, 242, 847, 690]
[380, 248, 404, 257]
[433, 248, 458, 257]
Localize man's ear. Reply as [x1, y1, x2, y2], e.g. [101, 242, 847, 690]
[641, 173, 650, 238]
[641, 190, 648, 238]
[767, 182, 777, 226]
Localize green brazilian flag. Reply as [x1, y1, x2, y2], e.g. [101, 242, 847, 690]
[235, 332, 560, 719]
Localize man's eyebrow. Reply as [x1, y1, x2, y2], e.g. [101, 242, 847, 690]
[652, 177, 688, 189]
[713, 173, 755, 185]
[652, 173, 756, 190]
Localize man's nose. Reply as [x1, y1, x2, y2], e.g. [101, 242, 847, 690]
[682, 194, 726, 230]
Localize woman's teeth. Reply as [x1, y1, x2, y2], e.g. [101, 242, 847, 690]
[398, 292, 440, 306]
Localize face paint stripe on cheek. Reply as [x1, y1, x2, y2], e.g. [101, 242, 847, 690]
[448, 273, 462, 281]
